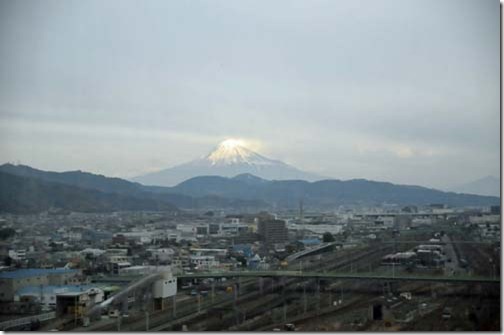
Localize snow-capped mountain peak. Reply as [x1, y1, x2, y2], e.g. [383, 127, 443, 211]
[132, 139, 325, 186]
[205, 139, 274, 166]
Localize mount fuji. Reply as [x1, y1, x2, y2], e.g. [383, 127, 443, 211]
[132, 139, 324, 186]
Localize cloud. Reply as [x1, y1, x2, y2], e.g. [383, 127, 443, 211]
[0, 0, 499, 189]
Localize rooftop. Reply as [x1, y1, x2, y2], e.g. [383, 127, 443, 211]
[16, 284, 99, 296]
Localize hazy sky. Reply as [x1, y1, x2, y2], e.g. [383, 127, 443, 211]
[0, 0, 500, 190]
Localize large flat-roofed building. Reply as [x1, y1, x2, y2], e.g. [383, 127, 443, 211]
[0, 268, 81, 302]
[258, 219, 288, 246]
[14, 285, 104, 311]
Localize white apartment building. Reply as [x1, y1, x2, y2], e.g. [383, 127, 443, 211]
[190, 255, 218, 269]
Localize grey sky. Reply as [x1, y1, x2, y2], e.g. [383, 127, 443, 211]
[0, 0, 500, 190]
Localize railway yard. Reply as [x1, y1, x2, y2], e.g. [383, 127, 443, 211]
[61, 224, 500, 332]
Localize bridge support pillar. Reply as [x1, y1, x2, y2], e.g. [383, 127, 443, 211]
[120, 298, 128, 316]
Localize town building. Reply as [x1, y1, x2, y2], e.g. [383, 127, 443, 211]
[0, 268, 82, 302]
[258, 219, 288, 246]
[14, 285, 104, 311]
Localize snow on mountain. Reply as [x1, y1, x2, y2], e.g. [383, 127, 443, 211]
[132, 139, 324, 186]
[206, 139, 275, 166]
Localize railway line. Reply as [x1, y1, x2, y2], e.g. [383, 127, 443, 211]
[87, 243, 385, 331]
[76, 231, 500, 331]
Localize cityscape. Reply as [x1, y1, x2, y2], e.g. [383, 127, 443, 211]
[0, 140, 500, 331]
[0, 0, 500, 332]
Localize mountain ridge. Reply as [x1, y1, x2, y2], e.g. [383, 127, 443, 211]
[0, 171, 179, 214]
[0, 163, 499, 212]
[168, 174, 499, 208]
[0, 164, 269, 211]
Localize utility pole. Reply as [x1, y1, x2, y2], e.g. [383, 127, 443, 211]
[39, 285, 43, 313]
[172, 295, 177, 318]
[74, 295, 77, 327]
[282, 278, 286, 322]
[233, 283, 239, 326]
[211, 281, 215, 303]
[303, 282, 307, 314]
[197, 293, 201, 313]
[317, 278, 321, 315]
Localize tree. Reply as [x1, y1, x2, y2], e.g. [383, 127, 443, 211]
[3, 256, 12, 266]
[0, 228, 15, 240]
[285, 244, 296, 254]
[322, 232, 335, 242]
[235, 255, 247, 267]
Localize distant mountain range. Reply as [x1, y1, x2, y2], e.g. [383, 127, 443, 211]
[170, 174, 500, 208]
[0, 171, 178, 214]
[0, 163, 499, 214]
[450, 176, 500, 197]
[0, 164, 268, 213]
[132, 139, 324, 186]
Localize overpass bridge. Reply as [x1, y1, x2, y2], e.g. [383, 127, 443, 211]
[285, 242, 342, 262]
[381, 240, 497, 245]
[283, 239, 495, 264]
[177, 270, 499, 284]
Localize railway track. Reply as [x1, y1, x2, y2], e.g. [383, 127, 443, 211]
[84, 242, 420, 331]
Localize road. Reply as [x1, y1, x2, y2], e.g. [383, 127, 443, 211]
[442, 235, 462, 276]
